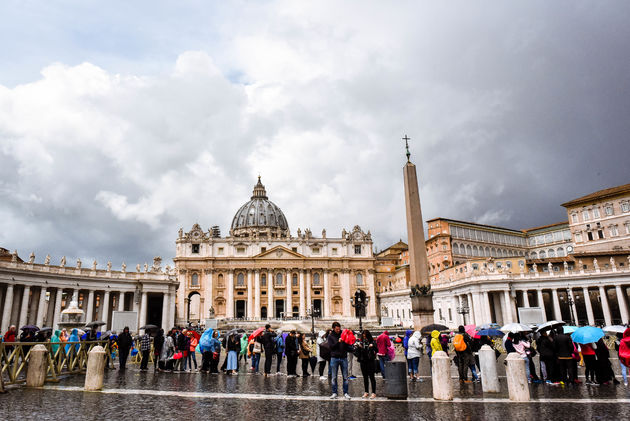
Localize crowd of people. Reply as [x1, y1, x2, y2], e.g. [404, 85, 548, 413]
[3, 321, 630, 398]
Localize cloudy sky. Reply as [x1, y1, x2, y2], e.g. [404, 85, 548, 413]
[1, 1, 629, 267]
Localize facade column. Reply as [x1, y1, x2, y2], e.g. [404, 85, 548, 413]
[72, 288, 79, 303]
[162, 292, 170, 331]
[522, 290, 530, 307]
[18, 285, 31, 329]
[117, 292, 124, 312]
[102, 291, 110, 331]
[568, 288, 579, 325]
[323, 271, 330, 318]
[599, 286, 612, 326]
[52, 288, 63, 329]
[536, 289, 548, 322]
[482, 291, 492, 323]
[246, 270, 253, 318]
[2, 284, 14, 331]
[367, 270, 376, 317]
[306, 271, 312, 315]
[254, 270, 261, 319]
[285, 271, 292, 317]
[341, 271, 351, 318]
[226, 271, 234, 318]
[471, 292, 484, 325]
[552, 289, 562, 321]
[299, 270, 306, 317]
[615, 285, 629, 325]
[502, 290, 514, 324]
[85, 290, 95, 323]
[35, 287, 47, 327]
[205, 270, 214, 320]
[582, 287, 595, 326]
[267, 270, 273, 319]
[139, 291, 148, 330]
[467, 293, 476, 325]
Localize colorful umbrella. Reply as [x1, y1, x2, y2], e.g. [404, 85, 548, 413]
[477, 323, 501, 330]
[477, 328, 503, 337]
[250, 327, 265, 340]
[563, 325, 578, 334]
[464, 324, 480, 339]
[420, 324, 449, 334]
[603, 325, 627, 334]
[500, 323, 531, 333]
[571, 326, 604, 344]
[535, 320, 565, 332]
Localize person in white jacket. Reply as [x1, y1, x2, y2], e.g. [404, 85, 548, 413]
[407, 331, 423, 381]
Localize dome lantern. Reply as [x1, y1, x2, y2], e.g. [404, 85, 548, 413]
[230, 177, 289, 238]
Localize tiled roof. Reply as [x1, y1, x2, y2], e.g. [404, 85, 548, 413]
[561, 183, 630, 208]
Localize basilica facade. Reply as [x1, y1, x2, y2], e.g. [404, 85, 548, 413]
[174, 177, 377, 325]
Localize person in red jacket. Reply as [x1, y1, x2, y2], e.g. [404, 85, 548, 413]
[617, 327, 630, 386]
[376, 330, 392, 378]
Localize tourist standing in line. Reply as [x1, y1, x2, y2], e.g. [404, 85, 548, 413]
[209, 331, 221, 374]
[298, 333, 312, 377]
[188, 330, 199, 371]
[226, 333, 241, 375]
[356, 329, 377, 398]
[347, 331, 357, 380]
[403, 329, 413, 378]
[553, 327, 575, 384]
[117, 327, 133, 371]
[261, 324, 276, 377]
[275, 330, 285, 374]
[176, 329, 188, 372]
[153, 329, 164, 372]
[139, 330, 151, 371]
[581, 342, 597, 384]
[327, 322, 351, 399]
[407, 330, 422, 382]
[250, 336, 263, 373]
[376, 330, 392, 378]
[512, 333, 531, 383]
[595, 337, 618, 385]
[159, 331, 175, 372]
[316, 330, 328, 379]
[285, 330, 299, 376]
[536, 330, 556, 383]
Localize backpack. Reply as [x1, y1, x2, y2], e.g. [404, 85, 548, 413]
[275, 335, 285, 353]
[319, 341, 331, 361]
[453, 334, 467, 352]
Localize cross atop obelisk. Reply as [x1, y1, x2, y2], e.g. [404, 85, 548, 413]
[401, 134, 433, 328]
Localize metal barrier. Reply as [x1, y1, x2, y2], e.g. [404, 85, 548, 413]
[0, 340, 111, 386]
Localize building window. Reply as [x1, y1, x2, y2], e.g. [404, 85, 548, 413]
[593, 207, 601, 218]
[332, 248, 338, 255]
[292, 273, 298, 286]
[610, 225, 619, 236]
[598, 230, 604, 239]
[621, 202, 629, 213]
[571, 214, 578, 223]
[605, 205, 614, 216]
[217, 274, 224, 288]
[582, 210, 590, 221]
[261, 274, 266, 287]
[237, 247, 245, 254]
[261, 247, 266, 253]
[354, 245, 361, 255]
[275, 273, 283, 286]
[356, 273, 364, 285]
[217, 247, 224, 255]
[292, 247, 298, 253]
[191, 273, 199, 287]
[312, 247, 320, 254]
[575, 232, 582, 242]
[587, 231, 594, 241]
[192, 244, 200, 254]
[237, 273, 245, 286]
[313, 273, 321, 285]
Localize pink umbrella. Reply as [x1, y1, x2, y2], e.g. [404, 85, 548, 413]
[465, 324, 481, 339]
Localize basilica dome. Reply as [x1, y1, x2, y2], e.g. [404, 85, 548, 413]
[230, 177, 289, 238]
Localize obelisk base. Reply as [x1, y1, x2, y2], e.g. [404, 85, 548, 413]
[411, 295, 435, 329]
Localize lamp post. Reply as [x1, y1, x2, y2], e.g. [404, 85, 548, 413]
[456, 304, 470, 325]
[307, 307, 320, 338]
[351, 289, 369, 332]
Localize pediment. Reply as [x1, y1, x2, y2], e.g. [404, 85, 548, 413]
[254, 246, 305, 260]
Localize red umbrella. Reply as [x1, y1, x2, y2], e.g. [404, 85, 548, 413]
[250, 327, 265, 341]
[190, 330, 201, 340]
[464, 324, 481, 339]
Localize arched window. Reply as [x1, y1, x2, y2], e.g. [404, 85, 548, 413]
[466, 245, 472, 256]
[530, 251, 538, 259]
[484, 247, 490, 257]
[292, 273, 298, 286]
[356, 273, 363, 285]
[191, 273, 199, 287]
[313, 273, 321, 285]
[491, 247, 496, 256]
[548, 249, 555, 258]
[237, 272, 245, 286]
[292, 306, 298, 316]
[472, 246, 478, 256]
[218, 273, 224, 288]
[539, 251, 546, 258]
[261, 274, 266, 287]
[453, 243, 459, 255]
[275, 272, 283, 286]
[333, 273, 339, 286]
[261, 306, 267, 319]
[557, 247, 565, 257]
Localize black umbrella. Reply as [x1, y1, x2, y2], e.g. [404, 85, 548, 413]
[39, 327, 53, 333]
[420, 323, 449, 335]
[20, 325, 40, 331]
[85, 321, 106, 328]
[139, 324, 158, 330]
[226, 328, 243, 338]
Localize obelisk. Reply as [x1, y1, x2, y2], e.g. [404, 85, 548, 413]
[402, 135, 434, 329]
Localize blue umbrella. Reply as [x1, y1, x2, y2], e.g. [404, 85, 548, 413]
[477, 323, 501, 330]
[477, 328, 503, 337]
[571, 326, 604, 344]
[563, 325, 578, 334]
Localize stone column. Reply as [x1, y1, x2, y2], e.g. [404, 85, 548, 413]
[479, 344, 500, 392]
[599, 286, 612, 326]
[582, 287, 595, 326]
[139, 291, 147, 330]
[342, 271, 351, 318]
[551, 289, 562, 321]
[472, 292, 483, 325]
[247, 270, 253, 318]
[482, 291, 492, 323]
[285, 271, 292, 317]
[72, 288, 79, 303]
[299, 270, 306, 317]
[2, 284, 14, 331]
[117, 292, 125, 312]
[536, 289, 547, 322]
[26, 344, 48, 388]
[367, 270, 377, 317]
[502, 290, 513, 324]
[205, 270, 213, 318]
[226, 271, 234, 318]
[522, 290, 530, 307]
[102, 291, 110, 331]
[431, 351, 453, 400]
[306, 270, 312, 315]
[615, 285, 629, 325]
[267, 270, 273, 318]
[254, 270, 261, 319]
[467, 293, 476, 325]
[568, 288, 579, 325]
[36, 287, 47, 327]
[162, 292, 170, 331]
[506, 353, 530, 401]
[85, 290, 95, 323]
[85, 346, 106, 391]
[52, 288, 63, 329]
[18, 285, 31, 329]
[323, 271, 330, 318]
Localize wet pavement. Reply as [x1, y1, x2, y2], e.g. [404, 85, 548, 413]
[2, 354, 630, 420]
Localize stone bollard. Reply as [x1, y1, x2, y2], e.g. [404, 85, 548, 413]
[505, 352, 530, 402]
[84, 346, 106, 391]
[479, 345, 500, 393]
[26, 344, 48, 387]
[431, 351, 453, 401]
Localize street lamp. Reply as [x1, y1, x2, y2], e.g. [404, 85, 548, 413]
[307, 307, 320, 338]
[456, 304, 470, 325]
[351, 289, 369, 332]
